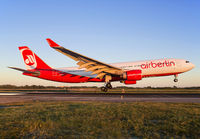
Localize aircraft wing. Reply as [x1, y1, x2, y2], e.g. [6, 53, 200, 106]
[46, 38, 123, 82]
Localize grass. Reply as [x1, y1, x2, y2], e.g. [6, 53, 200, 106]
[0, 101, 200, 138]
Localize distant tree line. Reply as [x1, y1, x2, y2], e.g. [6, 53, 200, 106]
[0, 85, 199, 89]
[0, 85, 56, 89]
[0, 85, 98, 89]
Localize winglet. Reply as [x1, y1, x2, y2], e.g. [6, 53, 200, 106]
[46, 38, 60, 47]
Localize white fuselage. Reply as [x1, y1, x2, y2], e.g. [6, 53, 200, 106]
[58, 59, 195, 78]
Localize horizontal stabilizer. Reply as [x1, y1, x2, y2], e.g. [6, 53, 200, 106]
[8, 67, 40, 76]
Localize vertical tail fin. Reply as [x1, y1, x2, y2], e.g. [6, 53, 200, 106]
[19, 46, 51, 70]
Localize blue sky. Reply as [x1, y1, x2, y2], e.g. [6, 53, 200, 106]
[0, 0, 199, 87]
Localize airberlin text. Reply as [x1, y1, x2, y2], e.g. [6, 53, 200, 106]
[141, 61, 175, 69]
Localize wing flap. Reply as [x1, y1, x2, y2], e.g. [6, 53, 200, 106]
[86, 65, 107, 72]
[79, 62, 96, 69]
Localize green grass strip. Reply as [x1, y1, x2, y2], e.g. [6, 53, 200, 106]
[0, 101, 200, 138]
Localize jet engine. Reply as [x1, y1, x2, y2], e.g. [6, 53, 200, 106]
[123, 80, 137, 85]
[121, 70, 142, 84]
[122, 70, 142, 81]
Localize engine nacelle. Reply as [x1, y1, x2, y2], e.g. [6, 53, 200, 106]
[124, 80, 137, 85]
[122, 70, 142, 81]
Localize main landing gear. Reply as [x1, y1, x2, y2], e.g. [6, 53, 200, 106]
[101, 82, 112, 92]
[174, 74, 178, 82]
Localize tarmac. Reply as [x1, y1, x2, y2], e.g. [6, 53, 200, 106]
[0, 92, 200, 104]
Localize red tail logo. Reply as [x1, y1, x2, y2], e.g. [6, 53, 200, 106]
[24, 55, 35, 66]
[19, 46, 51, 70]
[20, 47, 37, 69]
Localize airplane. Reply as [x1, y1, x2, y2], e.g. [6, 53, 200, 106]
[9, 38, 195, 92]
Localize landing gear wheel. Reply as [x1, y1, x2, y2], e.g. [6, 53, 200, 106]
[174, 74, 178, 82]
[106, 83, 112, 89]
[101, 87, 108, 92]
[174, 79, 178, 82]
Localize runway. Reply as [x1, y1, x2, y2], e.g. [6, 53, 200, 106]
[0, 92, 200, 104]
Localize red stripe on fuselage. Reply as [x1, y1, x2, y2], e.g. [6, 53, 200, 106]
[142, 72, 182, 78]
[23, 69, 103, 83]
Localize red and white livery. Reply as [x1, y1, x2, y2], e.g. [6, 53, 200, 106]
[10, 38, 195, 92]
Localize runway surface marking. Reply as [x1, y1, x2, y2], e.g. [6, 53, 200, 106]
[0, 93, 25, 96]
[0, 92, 200, 104]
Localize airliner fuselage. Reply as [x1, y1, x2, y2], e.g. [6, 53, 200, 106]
[58, 59, 194, 80]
